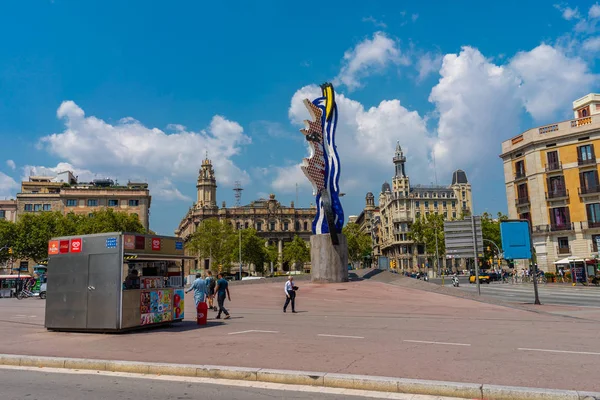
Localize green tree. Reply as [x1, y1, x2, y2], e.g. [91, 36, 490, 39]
[12, 212, 66, 263]
[408, 213, 445, 268]
[265, 243, 280, 274]
[187, 218, 236, 272]
[342, 222, 372, 268]
[0, 219, 17, 264]
[481, 212, 508, 267]
[282, 235, 310, 272]
[232, 229, 268, 274]
[75, 209, 145, 234]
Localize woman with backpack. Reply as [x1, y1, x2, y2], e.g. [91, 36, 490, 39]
[205, 271, 217, 311]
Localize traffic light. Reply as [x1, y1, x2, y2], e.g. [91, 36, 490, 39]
[8, 248, 12, 255]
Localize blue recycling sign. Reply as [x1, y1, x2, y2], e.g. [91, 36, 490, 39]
[106, 237, 118, 249]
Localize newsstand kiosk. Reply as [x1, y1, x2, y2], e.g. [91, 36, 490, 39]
[45, 232, 193, 332]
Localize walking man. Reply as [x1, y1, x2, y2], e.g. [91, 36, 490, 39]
[283, 276, 297, 313]
[205, 271, 217, 311]
[214, 273, 231, 320]
[186, 273, 206, 307]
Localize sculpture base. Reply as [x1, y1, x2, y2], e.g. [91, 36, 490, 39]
[310, 233, 349, 283]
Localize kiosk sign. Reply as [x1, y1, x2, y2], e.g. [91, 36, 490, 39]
[70, 238, 82, 253]
[48, 241, 59, 255]
[59, 240, 70, 254]
[151, 238, 161, 251]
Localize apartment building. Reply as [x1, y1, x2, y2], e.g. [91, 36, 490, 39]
[16, 171, 151, 231]
[0, 199, 17, 223]
[377, 142, 472, 271]
[500, 93, 600, 272]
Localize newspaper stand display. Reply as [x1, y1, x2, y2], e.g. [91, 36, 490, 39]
[45, 232, 193, 332]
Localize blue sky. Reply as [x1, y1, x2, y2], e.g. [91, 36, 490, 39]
[1, 0, 599, 234]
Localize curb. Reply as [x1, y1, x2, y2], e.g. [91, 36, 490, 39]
[1, 354, 598, 400]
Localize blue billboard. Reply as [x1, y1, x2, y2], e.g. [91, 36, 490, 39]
[500, 220, 532, 260]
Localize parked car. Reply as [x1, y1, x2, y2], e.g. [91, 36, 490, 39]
[469, 273, 491, 284]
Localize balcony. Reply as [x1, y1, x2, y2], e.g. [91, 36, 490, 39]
[546, 189, 568, 200]
[556, 245, 571, 255]
[532, 225, 550, 234]
[580, 220, 600, 230]
[550, 222, 573, 232]
[514, 170, 527, 180]
[545, 162, 562, 173]
[578, 185, 600, 196]
[515, 197, 530, 207]
[578, 157, 596, 167]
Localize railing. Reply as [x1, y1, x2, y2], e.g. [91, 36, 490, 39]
[579, 185, 600, 195]
[570, 117, 592, 128]
[539, 124, 559, 134]
[515, 197, 530, 206]
[551, 222, 573, 232]
[577, 157, 596, 166]
[545, 162, 562, 172]
[546, 189, 568, 200]
[515, 170, 527, 180]
[532, 225, 549, 233]
[556, 246, 571, 255]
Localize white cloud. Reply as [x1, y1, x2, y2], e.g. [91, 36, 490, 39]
[276, 85, 431, 194]
[429, 47, 522, 177]
[334, 32, 409, 91]
[22, 162, 96, 183]
[411, 14, 419, 22]
[153, 178, 192, 202]
[0, 172, 18, 199]
[39, 101, 252, 189]
[5, 160, 16, 170]
[509, 44, 596, 120]
[417, 52, 442, 81]
[589, 3, 600, 18]
[582, 36, 600, 51]
[555, 4, 580, 20]
[362, 16, 387, 28]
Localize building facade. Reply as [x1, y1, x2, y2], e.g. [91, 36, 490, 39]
[16, 171, 151, 231]
[377, 143, 472, 271]
[175, 157, 317, 272]
[500, 93, 600, 273]
[0, 199, 17, 223]
[354, 192, 381, 267]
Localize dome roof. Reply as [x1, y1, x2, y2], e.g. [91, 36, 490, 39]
[452, 170, 468, 185]
[366, 192, 374, 198]
[381, 182, 391, 193]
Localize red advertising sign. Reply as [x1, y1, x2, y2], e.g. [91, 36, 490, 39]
[59, 240, 70, 254]
[70, 238, 82, 253]
[124, 235, 135, 250]
[151, 237, 161, 251]
[135, 235, 146, 250]
[48, 241, 59, 255]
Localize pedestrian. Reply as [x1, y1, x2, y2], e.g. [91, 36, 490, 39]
[214, 273, 231, 320]
[205, 270, 217, 311]
[558, 268, 565, 283]
[186, 273, 207, 307]
[283, 276, 298, 313]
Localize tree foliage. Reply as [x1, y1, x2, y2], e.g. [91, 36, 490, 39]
[0, 219, 16, 264]
[265, 243, 280, 273]
[283, 235, 310, 271]
[342, 222, 372, 266]
[409, 213, 445, 264]
[186, 218, 236, 272]
[481, 212, 508, 266]
[233, 228, 268, 274]
[5, 209, 146, 263]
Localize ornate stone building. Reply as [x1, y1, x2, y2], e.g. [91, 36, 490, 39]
[376, 142, 473, 272]
[175, 157, 317, 272]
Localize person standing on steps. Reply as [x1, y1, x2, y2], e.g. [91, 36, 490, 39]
[214, 273, 231, 320]
[283, 276, 297, 313]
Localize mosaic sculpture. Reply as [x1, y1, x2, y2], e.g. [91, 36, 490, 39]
[300, 83, 344, 245]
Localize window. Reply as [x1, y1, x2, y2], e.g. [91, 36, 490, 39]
[587, 203, 600, 227]
[443, 201, 447, 208]
[256, 222, 262, 231]
[129, 200, 140, 207]
[245, 222, 249, 229]
[415, 201, 419, 207]
[424, 201, 429, 208]
[283, 222, 289, 231]
[444, 212, 448, 218]
[270, 222, 276, 231]
[462, 191, 466, 198]
[517, 183, 529, 203]
[66, 199, 77, 207]
[434, 201, 438, 208]
[34, 204, 41, 212]
[580, 170, 599, 193]
[87, 199, 98, 207]
[546, 150, 559, 170]
[515, 160, 525, 178]
[557, 237, 569, 254]
[236, 222, 240, 230]
[43, 204, 51, 211]
[593, 234, 600, 252]
[108, 199, 119, 207]
[304, 221, 308, 231]
[24, 204, 33, 211]
[295, 222, 300, 231]
[0, 210, 5, 219]
[578, 144, 595, 164]
[452, 201, 456, 208]
[462, 201, 467, 209]
[550, 207, 571, 230]
[452, 212, 457, 218]
[415, 212, 420, 219]
[547, 176, 566, 197]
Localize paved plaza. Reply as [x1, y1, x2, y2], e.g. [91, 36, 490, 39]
[1, 273, 600, 392]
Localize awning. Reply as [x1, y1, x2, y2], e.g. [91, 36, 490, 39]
[123, 253, 196, 261]
[554, 257, 585, 264]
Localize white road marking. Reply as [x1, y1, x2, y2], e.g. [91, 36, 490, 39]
[228, 330, 279, 335]
[404, 340, 471, 347]
[518, 348, 600, 356]
[0, 366, 461, 400]
[317, 334, 364, 339]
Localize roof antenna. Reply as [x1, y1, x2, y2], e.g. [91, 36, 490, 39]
[233, 181, 243, 207]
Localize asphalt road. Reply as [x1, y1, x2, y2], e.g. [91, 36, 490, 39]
[0, 368, 389, 400]
[454, 282, 600, 307]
